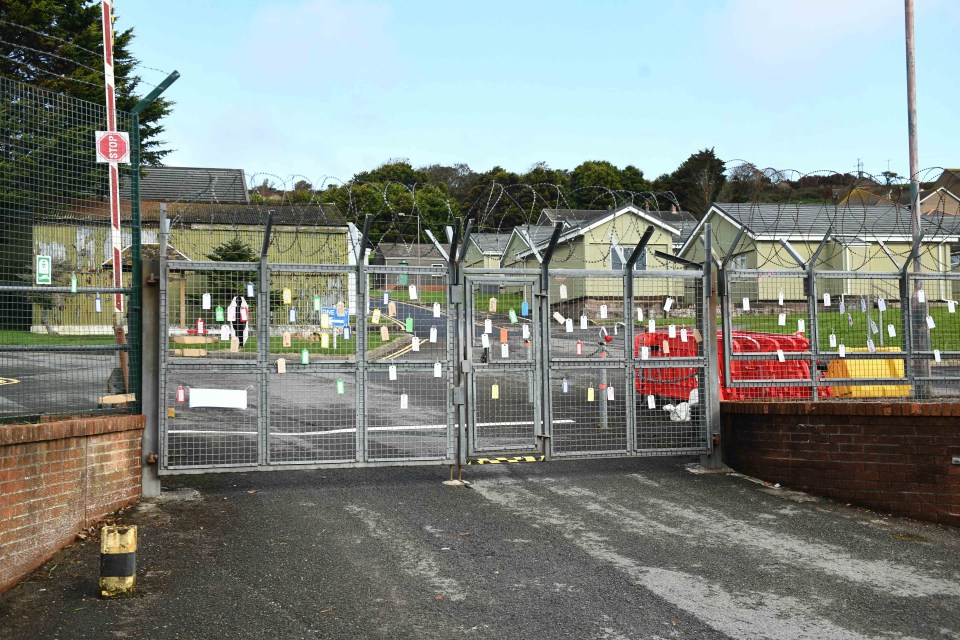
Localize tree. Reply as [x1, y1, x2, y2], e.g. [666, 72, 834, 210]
[663, 149, 726, 219]
[0, 0, 174, 165]
[570, 161, 623, 209]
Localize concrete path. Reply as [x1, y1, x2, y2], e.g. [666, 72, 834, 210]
[2, 457, 958, 639]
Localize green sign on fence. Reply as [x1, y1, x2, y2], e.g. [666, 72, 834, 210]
[36, 255, 52, 285]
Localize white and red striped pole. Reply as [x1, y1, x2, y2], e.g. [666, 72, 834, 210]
[101, 0, 123, 313]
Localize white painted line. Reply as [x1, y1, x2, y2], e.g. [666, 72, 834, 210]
[168, 419, 575, 437]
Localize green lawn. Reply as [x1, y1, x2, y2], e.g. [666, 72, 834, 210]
[167, 330, 395, 356]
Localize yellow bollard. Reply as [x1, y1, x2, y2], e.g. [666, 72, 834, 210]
[100, 525, 137, 597]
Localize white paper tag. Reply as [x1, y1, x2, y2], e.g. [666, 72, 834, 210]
[565, 318, 573, 333]
[501, 343, 509, 358]
[599, 304, 608, 319]
[776, 349, 785, 363]
[246, 282, 255, 298]
[934, 349, 942, 363]
[860, 298, 867, 313]
[637, 308, 644, 322]
[484, 318, 493, 334]
[481, 333, 490, 349]
[823, 293, 831, 307]
[412, 337, 420, 351]
[383, 291, 390, 305]
[276, 358, 286, 374]
[491, 384, 500, 400]
[950, 301, 957, 314]
[220, 325, 230, 341]
[664, 298, 674, 312]
[202, 293, 211, 310]
[917, 289, 925, 303]
[429, 326, 438, 343]
[647, 395, 656, 409]
[680, 329, 688, 343]
[433, 362, 442, 377]
[888, 324, 896, 338]
[869, 320, 879, 335]
[580, 315, 588, 330]
[607, 386, 615, 401]
[878, 298, 887, 312]
[95, 294, 102, 313]
[778, 291, 784, 306]
[797, 319, 805, 333]
[489, 297, 497, 313]
[433, 302, 442, 318]
[522, 324, 530, 339]
[289, 308, 297, 323]
[648, 319, 656, 333]
[668, 325, 676, 338]
[553, 312, 566, 325]
[408, 285, 418, 300]
[927, 316, 936, 329]
[587, 387, 595, 402]
[839, 300, 845, 315]
[559, 284, 568, 299]
[867, 339, 876, 353]
[389, 365, 397, 381]
[829, 333, 837, 348]
[400, 394, 408, 409]
[778, 313, 786, 326]
[742, 297, 750, 311]
[838, 344, 846, 358]
[640, 346, 650, 360]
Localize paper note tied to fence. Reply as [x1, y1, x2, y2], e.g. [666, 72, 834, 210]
[188, 388, 248, 409]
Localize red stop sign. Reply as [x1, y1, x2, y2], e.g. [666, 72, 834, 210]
[96, 131, 130, 163]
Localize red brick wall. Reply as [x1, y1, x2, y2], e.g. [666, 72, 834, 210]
[721, 402, 960, 527]
[0, 415, 144, 593]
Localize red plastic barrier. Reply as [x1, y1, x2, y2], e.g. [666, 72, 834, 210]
[635, 329, 831, 401]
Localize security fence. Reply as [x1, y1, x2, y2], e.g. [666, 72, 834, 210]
[158, 219, 715, 473]
[721, 266, 960, 401]
[0, 77, 139, 421]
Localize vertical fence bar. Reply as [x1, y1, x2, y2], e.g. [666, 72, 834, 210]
[258, 212, 274, 466]
[453, 219, 469, 466]
[356, 215, 372, 461]
[538, 223, 564, 458]
[624, 226, 654, 452]
[702, 224, 722, 464]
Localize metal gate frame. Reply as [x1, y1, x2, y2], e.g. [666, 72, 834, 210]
[157, 218, 716, 474]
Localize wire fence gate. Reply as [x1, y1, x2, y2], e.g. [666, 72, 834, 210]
[158, 221, 715, 473]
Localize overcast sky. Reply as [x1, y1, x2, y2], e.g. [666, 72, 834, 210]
[120, 0, 959, 187]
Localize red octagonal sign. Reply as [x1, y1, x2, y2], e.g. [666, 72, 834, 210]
[95, 131, 130, 164]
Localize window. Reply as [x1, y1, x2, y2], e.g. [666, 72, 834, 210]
[730, 253, 748, 270]
[612, 247, 646, 271]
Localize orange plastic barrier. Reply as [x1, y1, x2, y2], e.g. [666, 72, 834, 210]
[634, 330, 831, 401]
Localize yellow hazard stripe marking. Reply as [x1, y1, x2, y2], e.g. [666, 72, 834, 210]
[0, 377, 19, 385]
[468, 455, 545, 465]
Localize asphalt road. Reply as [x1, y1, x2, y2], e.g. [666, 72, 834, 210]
[2, 458, 958, 640]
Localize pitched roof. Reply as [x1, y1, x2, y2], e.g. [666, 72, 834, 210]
[469, 232, 510, 256]
[678, 202, 960, 255]
[121, 166, 249, 203]
[648, 210, 699, 244]
[537, 208, 604, 226]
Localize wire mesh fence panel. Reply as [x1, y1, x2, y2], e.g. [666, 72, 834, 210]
[814, 271, 909, 400]
[547, 271, 626, 361]
[267, 370, 358, 464]
[268, 267, 356, 364]
[550, 366, 628, 456]
[365, 266, 449, 364]
[0, 77, 139, 421]
[909, 273, 960, 399]
[161, 369, 260, 469]
[464, 275, 541, 454]
[471, 367, 539, 452]
[364, 365, 453, 462]
[631, 271, 710, 453]
[163, 264, 259, 362]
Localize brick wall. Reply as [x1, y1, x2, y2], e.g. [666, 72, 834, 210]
[721, 402, 960, 527]
[0, 415, 144, 593]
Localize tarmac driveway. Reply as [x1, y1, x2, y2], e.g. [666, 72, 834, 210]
[2, 457, 959, 640]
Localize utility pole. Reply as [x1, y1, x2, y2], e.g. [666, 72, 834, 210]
[905, 0, 921, 259]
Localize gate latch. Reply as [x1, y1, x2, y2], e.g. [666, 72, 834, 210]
[454, 386, 465, 406]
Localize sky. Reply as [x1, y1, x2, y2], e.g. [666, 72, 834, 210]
[119, 0, 960, 188]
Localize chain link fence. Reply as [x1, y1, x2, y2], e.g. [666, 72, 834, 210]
[0, 77, 138, 421]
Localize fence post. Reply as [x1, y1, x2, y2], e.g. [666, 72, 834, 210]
[355, 215, 372, 461]
[538, 223, 564, 458]
[257, 211, 274, 465]
[454, 219, 469, 465]
[701, 224, 724, 468]
[139, 256, 161, 497]
[624, 226, 654, 451]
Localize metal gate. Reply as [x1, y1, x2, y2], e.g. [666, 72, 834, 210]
[158, 222, 714, 473]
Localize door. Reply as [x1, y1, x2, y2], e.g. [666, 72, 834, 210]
[464, 276, 543, 456]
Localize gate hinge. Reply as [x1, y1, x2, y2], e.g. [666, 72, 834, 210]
[449, 285, 463, 301]
[454, 386, 465, 405]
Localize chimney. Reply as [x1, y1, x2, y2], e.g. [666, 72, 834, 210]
[670, 204, 677, 213]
